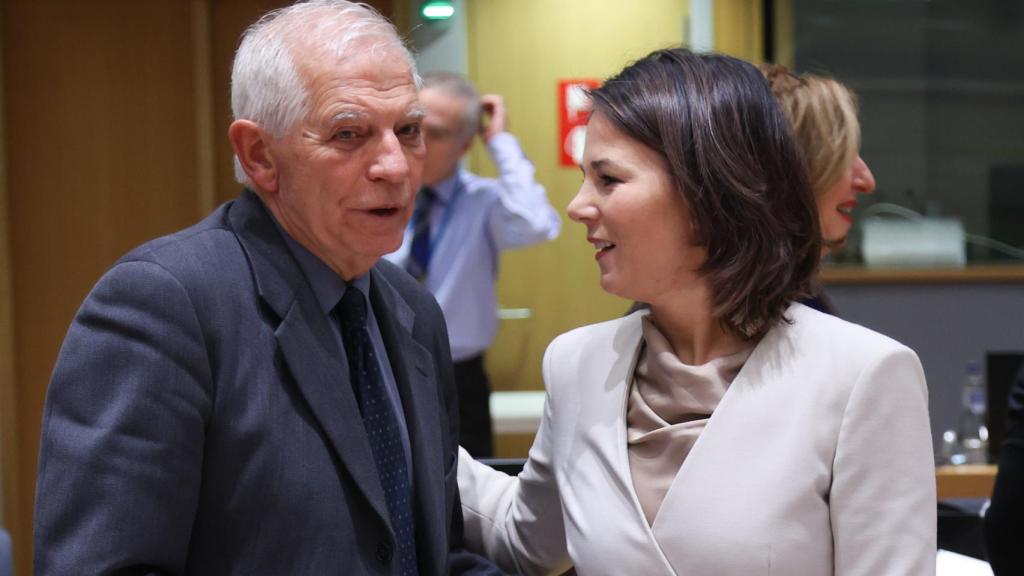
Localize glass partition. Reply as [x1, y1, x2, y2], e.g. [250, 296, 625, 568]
[789, 0, 1024, 269]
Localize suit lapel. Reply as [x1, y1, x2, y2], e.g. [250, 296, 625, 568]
[228, 191, 391, 529]
[370, 268, 446, 570]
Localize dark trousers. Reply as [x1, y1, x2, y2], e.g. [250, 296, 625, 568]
[454, 354, 493, 458]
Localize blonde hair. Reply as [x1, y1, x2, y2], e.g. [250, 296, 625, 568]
[760, 64, 860, 199]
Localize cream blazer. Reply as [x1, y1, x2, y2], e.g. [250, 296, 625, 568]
[459, 304, 936, 576]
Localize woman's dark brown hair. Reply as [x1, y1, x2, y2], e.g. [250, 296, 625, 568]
[591, 48, 820, 338]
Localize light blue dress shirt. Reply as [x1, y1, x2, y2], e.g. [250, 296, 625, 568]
[386, 132, 561, 361]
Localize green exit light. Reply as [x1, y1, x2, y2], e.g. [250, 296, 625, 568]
[421, 1, 455, 20]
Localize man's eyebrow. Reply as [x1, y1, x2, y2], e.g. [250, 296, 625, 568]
[328, 110, 366, 124]
[406, 107, 427, 120]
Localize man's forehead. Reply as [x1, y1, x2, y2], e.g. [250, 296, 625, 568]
[326, 104, 426, 124]
[303, 59, 419, 105]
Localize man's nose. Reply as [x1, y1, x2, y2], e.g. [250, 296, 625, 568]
[369, 132, 411, 182]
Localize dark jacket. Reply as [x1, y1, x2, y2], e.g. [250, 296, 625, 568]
[34, 191, 496, 575]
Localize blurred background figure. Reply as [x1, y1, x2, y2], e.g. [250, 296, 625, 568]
[386, 72, 560, 458]
[760, 63, 876, 314]
[985, 363, 1024, 575]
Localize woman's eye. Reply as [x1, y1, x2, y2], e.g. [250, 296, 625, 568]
[600, 174, 622, 186]
[334, 129, 358, 140]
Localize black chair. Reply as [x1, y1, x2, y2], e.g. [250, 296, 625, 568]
[937, 499, 988, 560]
[477, 458, 527, 476]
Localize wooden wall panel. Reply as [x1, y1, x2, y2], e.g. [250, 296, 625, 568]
[0, 0, 14, 543]
[3, 1, 202, 573]
[210, 0, 294, 205]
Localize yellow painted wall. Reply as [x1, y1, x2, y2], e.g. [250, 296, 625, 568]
[774, 0, 795, 69]
[714, 0, 763, 62]
[464, 1, 689, 409]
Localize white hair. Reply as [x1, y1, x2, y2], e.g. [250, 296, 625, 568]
[230, 0, 420, 186]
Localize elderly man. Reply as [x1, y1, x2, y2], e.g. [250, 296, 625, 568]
[34, 2, 499, 574]
[386, 73, 560, 457]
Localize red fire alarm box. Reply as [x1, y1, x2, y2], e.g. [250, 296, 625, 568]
[558, 79, 601, 167]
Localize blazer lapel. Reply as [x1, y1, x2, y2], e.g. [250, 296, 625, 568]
[567, 313, 679, 576]
[649, 314, 790, 574]
[228, 191, 391, 529]
[370, 268, 446, 570]
[608, 315, 680, 575]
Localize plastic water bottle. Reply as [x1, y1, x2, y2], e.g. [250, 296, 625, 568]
[948, 361, 989, 465]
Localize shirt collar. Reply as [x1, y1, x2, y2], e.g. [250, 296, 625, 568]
[264, 200, 370, 315]
[430, 170, 463, 204]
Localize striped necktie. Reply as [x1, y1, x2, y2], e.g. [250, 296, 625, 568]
[406, 187, 436, 281]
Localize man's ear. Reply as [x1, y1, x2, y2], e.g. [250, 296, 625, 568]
[459, 133, 475, 156]
[229, 120, 279, 193]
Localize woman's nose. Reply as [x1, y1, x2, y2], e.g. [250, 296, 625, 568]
[566, 185, 595, 223]
[852, 156, 876, 195]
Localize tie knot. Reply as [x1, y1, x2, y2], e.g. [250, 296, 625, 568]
[417, 186, 438, 208]
[337, 287, 368, 327]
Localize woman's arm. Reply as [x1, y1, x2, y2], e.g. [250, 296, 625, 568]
[829, 346, 936, 576]
[458, 343, 572, 576]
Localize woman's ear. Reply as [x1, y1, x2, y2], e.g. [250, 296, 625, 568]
[228, 120, 278, 193]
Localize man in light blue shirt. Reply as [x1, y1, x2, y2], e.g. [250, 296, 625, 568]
[386, 72, 560, 457]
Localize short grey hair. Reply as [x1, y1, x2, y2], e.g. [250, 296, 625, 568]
[422, 71, 480, 143]
[231, 0, 419, 186]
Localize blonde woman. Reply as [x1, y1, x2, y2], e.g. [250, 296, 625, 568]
[761, 64, 877, 255]
[760, 64, 877, 313]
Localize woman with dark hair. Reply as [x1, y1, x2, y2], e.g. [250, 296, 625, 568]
[458, 48, 935, 575]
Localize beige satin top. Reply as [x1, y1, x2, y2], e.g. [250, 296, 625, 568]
[626, 316, 752, 525]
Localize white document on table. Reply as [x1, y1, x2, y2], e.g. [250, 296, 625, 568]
[937, 549, 993, 576]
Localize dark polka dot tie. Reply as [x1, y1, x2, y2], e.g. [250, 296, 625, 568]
[337, 288, 418, 575]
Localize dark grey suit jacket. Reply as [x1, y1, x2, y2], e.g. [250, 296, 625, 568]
[34, 191, 498, 575]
